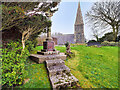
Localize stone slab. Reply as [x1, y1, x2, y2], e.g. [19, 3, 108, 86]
[46, 59, 65, 67]
[37, 51, 60, 55]
[45, 59, 78, 89]
[49, 71, 78, 88]
[29, 54, 66, 63]
[47, 65, 70, 76]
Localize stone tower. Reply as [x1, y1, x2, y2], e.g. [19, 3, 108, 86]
[74, 2, 85, 43]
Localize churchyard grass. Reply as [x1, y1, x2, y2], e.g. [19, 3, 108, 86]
[55, 45, 118, 88]
[16, 45, 118, 88]
[16, 59, 51, 89]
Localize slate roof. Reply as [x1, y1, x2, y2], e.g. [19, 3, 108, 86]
[52, 34, 75, 45]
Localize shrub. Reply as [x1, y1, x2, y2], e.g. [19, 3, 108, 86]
[2, 41, 29, 87]
[66, 51, 75, 59]
[32, 39, 38, 48]
[88, 40, 97, 43]
[70, 44, 75, 47]
[65, 42, 69, 47]
[101, 41, 118, 46]
[73, 43, 86, 46]
[25, 40, 35, 52]
[67, 52, 75, 58]
[101, 41, 109, 46]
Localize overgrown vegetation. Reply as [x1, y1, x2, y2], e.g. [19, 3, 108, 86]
[2, 41, 29, 87]
[1, 1, 61, 89]
[2, 2, 60, 49]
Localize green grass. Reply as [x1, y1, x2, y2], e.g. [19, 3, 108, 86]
[18, 45, 118, 88]
[56, 45, 118, 88]
[16, 59, 51, 89]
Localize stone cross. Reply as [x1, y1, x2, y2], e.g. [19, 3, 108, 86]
[41, 11, 55, 52]
[46, 11, 53, 41]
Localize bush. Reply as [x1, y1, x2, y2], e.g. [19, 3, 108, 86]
[70, 44, 75, 47]
[88, 40, 97, 43]
[25, 39, 38, 53]
[25, 40, 35, 52]
[101, 41, 109, 46]
[32, 39, 38, 48]
[2, 41, 29, 87]
[66, 51, 75, 59]
[65, 42, 69, 47]
[101, 41, 118, 46]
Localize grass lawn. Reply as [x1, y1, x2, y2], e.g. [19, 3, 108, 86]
[16, 59, 51, 89]
[19, 45, 118, 88]
[56, 45, 118, 88]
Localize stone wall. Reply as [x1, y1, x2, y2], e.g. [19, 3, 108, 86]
[74, 24, 85, 43]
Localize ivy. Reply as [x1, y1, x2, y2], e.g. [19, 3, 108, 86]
[2, 41, 29, 87]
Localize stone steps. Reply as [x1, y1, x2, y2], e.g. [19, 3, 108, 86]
[47, 64, 70, 76]
[30, 51, 79, 89]
[46, 59, 65, 67]
[50, 73, 78, 88]
[37, 51, 60, 55]
[46, 59, 78, 89]
[29, 53, 66, 63]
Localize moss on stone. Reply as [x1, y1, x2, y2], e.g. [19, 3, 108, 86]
[66, 72, 71, 76]
[54, 81, 63, 85]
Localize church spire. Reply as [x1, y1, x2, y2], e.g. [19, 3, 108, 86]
[75, 2, 83, 25]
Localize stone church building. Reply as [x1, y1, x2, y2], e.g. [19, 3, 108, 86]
[52, 2, 85, 45]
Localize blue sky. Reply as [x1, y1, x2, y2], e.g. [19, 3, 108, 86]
[51, 1, 94, 41]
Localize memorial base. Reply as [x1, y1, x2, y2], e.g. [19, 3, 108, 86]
[30, 39, 66, 63]
[42, 40, 55, 52]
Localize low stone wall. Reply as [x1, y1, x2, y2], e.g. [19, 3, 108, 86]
[101, 41, 119, 46]
[87, 41, 120, 47]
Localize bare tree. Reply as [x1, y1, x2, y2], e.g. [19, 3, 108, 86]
[86, 1, 120, 41]
[92, 27, 99, 41]
[91, 26, 103, 41]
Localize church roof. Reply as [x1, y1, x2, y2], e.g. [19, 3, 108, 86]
[75, 2, 84, 25]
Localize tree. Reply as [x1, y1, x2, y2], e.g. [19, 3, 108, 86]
[19, 14, 51, 49]
[2, 1, 60, 49]
[99, 32, 114, 42]
[2, 2, 40, 30]
[91, 27, 102, 42]
[86, 1, 120, 41]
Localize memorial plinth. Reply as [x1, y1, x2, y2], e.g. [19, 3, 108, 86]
[30, 53, 66, 63]
[41, 40, 55, 52]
